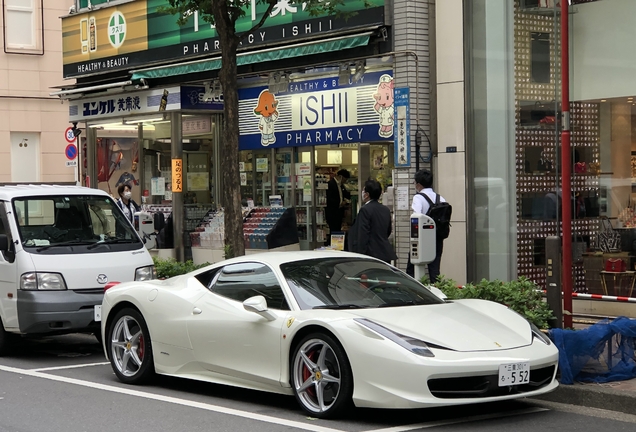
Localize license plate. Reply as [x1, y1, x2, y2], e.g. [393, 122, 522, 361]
[498, 361, 530, 387]
[94, 305, 102, 322]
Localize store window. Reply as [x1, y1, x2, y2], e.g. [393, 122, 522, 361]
[3, 0, 43, 54]
[467, 0, 633, 297]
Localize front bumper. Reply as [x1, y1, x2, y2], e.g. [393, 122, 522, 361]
[344, 330, 559, 409]
[17, 289, 103, 335]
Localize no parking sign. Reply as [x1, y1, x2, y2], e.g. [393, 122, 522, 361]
[65, 143, 78, 167]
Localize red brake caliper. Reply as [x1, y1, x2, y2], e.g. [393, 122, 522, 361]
[302, 347, 319, 398]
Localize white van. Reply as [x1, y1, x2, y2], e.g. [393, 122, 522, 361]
[0, 185, 155, 354]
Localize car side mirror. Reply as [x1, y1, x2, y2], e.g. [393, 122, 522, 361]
[243, 295, 277, 321]
[0, 234, 9, 252]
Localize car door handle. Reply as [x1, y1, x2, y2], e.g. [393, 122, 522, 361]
[192, 308, 202, 315]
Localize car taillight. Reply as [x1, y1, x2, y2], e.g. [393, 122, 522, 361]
[104, 282, 121, 292]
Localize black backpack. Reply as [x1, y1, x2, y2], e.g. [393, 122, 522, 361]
[420, 193, 452, 240]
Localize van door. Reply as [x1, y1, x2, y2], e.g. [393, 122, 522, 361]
[0, 202, 18, 330]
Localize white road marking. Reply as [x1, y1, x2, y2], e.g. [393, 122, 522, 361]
[0, 364, 345, 432]
[360, 406, 549, 432]
[31, 362, 110, 372]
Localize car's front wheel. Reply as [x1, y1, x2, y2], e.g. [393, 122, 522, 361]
[291, 333, 353, 419]
[107, 308, 154, 384]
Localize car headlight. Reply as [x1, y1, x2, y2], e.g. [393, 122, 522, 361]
[354, 318, 435, 357]
[531, 322, 552, 345]
[20, 272, 67, 290]
[135, 265, 156, 281]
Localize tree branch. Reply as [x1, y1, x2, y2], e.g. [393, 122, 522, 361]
[237, 0, 278, 43]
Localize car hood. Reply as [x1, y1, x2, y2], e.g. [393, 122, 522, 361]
[350, 299, 532, 352]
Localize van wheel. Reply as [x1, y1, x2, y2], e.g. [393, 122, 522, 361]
[0, 320, 15, 357]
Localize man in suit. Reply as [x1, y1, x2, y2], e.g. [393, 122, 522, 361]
[348, 179, 397, 263]
[325, 169, 351, 242]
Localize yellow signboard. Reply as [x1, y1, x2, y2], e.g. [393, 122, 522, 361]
[62, 1, 148, 76]
[172, 159, 183, 193]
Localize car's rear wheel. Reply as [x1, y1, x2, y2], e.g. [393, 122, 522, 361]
[291, 333, 353, 419]
[107, 308, 154, 384]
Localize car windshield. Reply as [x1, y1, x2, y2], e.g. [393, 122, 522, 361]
[13, 194, 141, 252]
[280, 258, 445, 310]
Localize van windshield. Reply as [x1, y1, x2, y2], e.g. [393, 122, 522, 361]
[13, 195, 142, 253]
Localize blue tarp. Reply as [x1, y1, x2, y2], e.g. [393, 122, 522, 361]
[550, 316, 636, 384]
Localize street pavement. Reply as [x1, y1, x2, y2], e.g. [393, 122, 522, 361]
[533, 376, 636, 416]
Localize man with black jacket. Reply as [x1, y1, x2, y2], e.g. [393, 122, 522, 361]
[348, 179, 397, 263]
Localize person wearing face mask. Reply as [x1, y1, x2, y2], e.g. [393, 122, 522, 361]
[347, 179, 397, 263]
[116, 183, 140, 226]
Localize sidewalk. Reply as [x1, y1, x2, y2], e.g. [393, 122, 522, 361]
[532, 379, 636, 415]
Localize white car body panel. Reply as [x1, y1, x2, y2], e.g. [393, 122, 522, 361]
[102, 250, 559, 409]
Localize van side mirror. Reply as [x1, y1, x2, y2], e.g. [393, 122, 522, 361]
[0, 235, 9, 252]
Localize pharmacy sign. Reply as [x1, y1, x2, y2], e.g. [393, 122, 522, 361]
[108, 11, 126, 48]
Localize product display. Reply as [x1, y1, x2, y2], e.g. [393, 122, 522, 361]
[243, 207, 299, 250]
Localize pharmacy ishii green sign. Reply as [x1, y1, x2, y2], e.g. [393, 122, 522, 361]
[62, 0, 385, 78]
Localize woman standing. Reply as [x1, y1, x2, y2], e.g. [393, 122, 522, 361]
[116, 183, 140, 226]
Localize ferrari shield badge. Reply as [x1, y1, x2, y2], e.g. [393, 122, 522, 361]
[286, 317, 295, 328]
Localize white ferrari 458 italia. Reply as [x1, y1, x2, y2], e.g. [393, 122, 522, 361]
[101, 250, 558, 418]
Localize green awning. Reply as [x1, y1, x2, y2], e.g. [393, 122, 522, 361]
[131, 33, 372, 81]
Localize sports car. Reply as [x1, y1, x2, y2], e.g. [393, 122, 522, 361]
[101, 250, 558, 418]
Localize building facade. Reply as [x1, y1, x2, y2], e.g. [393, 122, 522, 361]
[58, 0, 438, 268]
[1, 0, 75, 184]
[444, 0, 636, 297]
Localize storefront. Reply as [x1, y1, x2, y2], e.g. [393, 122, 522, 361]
[236, 67, 396, 250]
[462, 0, 636, 296]
[57, 0, 418, 262]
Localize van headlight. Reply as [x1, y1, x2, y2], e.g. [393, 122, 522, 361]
[20, 273, 67, 290]
[135, 265, 156, 281]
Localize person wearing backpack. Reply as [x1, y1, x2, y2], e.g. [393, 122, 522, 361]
[406, 169, 451, 282]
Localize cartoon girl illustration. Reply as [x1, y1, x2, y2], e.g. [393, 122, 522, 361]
[373, 74, 395, 138]
[254, 90, 279, 146]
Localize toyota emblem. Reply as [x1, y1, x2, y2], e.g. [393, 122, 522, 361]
[97, 274, 108, 284]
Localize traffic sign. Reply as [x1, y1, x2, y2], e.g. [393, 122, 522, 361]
[65, 143, 78, 160]
[66, 160, 78, 168]
[65, 127, 76, 143]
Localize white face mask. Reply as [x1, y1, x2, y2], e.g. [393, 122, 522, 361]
[123, 191, 132, 199]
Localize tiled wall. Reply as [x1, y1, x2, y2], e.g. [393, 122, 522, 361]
[435, 0, 467, 284]
[392, 0, 434, 273]
[0, 0, 75, 183]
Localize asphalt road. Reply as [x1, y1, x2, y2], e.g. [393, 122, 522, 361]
[0, 334, 635, 432]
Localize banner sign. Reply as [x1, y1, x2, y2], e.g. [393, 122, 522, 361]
[237, 70, 394, 150]
[393, 87, 411, 167]
[62, 0, 385, 78]
[68, 86, 222, 122]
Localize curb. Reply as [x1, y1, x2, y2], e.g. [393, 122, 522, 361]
[530, 382, 636, 415]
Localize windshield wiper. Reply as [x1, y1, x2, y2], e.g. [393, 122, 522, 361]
[313, 304, 371, 310]
[378, 300, 416, 308]
[87, 238, 138, 250]
[35, 240, 95, 252]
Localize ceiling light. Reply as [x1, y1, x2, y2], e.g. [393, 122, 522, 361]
[601, 99, 607, 102]
[125, 116, 165, 124]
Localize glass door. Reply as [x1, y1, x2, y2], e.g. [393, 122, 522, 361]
[275, 148, 294, 207]
[253, 149, 273, 207]
[295, 146, 315, 250]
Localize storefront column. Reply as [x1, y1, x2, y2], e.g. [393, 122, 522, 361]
[86, 125, 97, 188]
[171, 112, 185, 262]
[358, 144, 371, 192]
